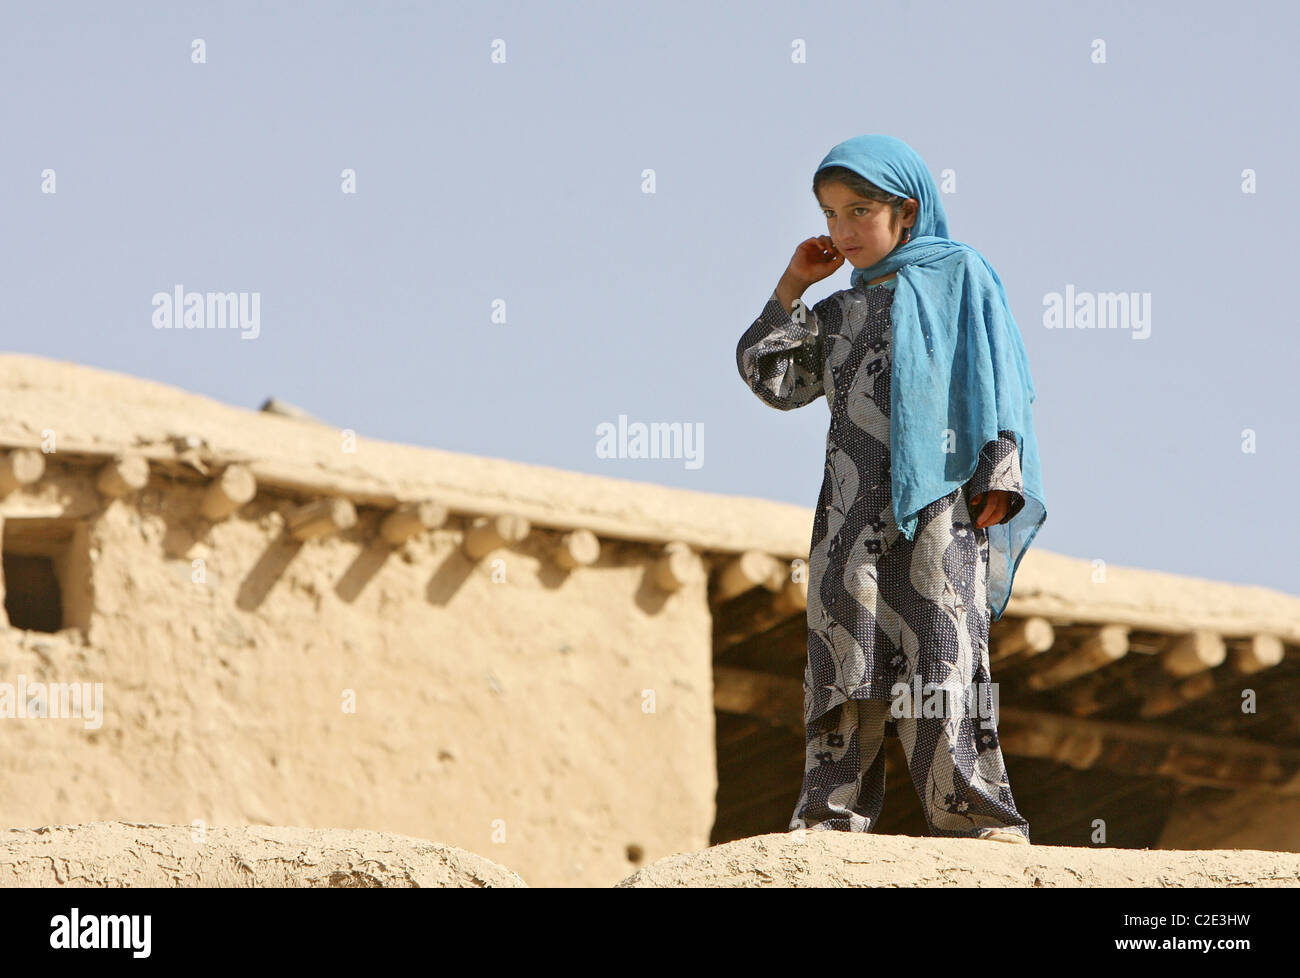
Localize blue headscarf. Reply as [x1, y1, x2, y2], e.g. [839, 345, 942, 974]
[815, 134, 1047, 621]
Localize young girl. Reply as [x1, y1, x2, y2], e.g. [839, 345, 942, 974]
[736, 134, 1047, 844]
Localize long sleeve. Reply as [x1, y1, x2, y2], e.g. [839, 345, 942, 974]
[736, 289, 834, 410]
[965, 429, 1026, 525]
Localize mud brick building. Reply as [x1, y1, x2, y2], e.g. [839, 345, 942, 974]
[1, 355, 1297, 887]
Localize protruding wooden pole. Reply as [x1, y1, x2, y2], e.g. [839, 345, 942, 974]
[200, 464, 257, 520]
[554, 528, 600, 569]
[288, 497, 357, 540]
[712, 575, 808, 653]
[1051, 732, 1105, 770]
[990, 616, 1055, 663]
[1140, 672, 1216, 718]
[712, 664, 802, 730]
[0, 449, 45, 493]
[713, 550, 781, 603]
[96, 455, 150, 498]
[772, 575, 808, 616]
[763, 560, 796, 592]
[1025, 624, 1129, 691]
[1161, 631, 1226, 677]
[654, 541, 704, 592]
[1229, 634, 1285, 674]
[380, 500, 448, 545]
[463, 514, 530, 560]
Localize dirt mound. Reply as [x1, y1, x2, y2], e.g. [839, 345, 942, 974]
[615, 831, 1300, 887]
[0, 821, 527, 887]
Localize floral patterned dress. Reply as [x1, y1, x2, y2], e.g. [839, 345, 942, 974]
[736, 277, 1026, 729]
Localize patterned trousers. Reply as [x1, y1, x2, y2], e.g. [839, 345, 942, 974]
[789, 696, 1031, 841]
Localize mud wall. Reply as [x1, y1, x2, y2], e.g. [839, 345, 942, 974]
[0, 473, 717, 888]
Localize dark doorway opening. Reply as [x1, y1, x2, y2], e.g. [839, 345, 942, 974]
[1, 518, 91, 634]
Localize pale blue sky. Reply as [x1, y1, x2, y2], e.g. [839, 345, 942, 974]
[3, 0, 1296, 594]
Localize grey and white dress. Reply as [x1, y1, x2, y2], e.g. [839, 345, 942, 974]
[737, 278, 1033, 838]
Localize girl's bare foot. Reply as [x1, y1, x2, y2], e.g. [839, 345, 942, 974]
[978, 829, 1030, 844]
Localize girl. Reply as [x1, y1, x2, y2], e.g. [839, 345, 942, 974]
[736, 134, 1047, 844]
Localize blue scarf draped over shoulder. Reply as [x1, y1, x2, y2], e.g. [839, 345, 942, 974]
[816, 134, 1047, 621]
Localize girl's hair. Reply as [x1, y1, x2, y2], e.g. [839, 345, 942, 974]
[813, 166, 909, 239]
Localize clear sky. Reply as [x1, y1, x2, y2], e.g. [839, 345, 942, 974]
[2, 0, 1296, 595]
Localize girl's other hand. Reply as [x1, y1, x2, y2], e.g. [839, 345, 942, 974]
[970, 490, 1013, 528]
[786, 235, 845, 288]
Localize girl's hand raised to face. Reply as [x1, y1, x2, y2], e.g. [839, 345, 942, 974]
[786, 235, 845, 288]
[970, 490, 1014, 529]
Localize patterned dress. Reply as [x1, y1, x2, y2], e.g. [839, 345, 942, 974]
[736, 277, 1026, 728]
[738, 277, 1034, 841]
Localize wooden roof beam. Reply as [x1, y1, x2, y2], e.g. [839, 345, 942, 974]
[1023, 624, 1130, 691]
[712, 666, 1300, 790]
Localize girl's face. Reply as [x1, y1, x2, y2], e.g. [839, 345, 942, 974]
[817, 181, 916, 269]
